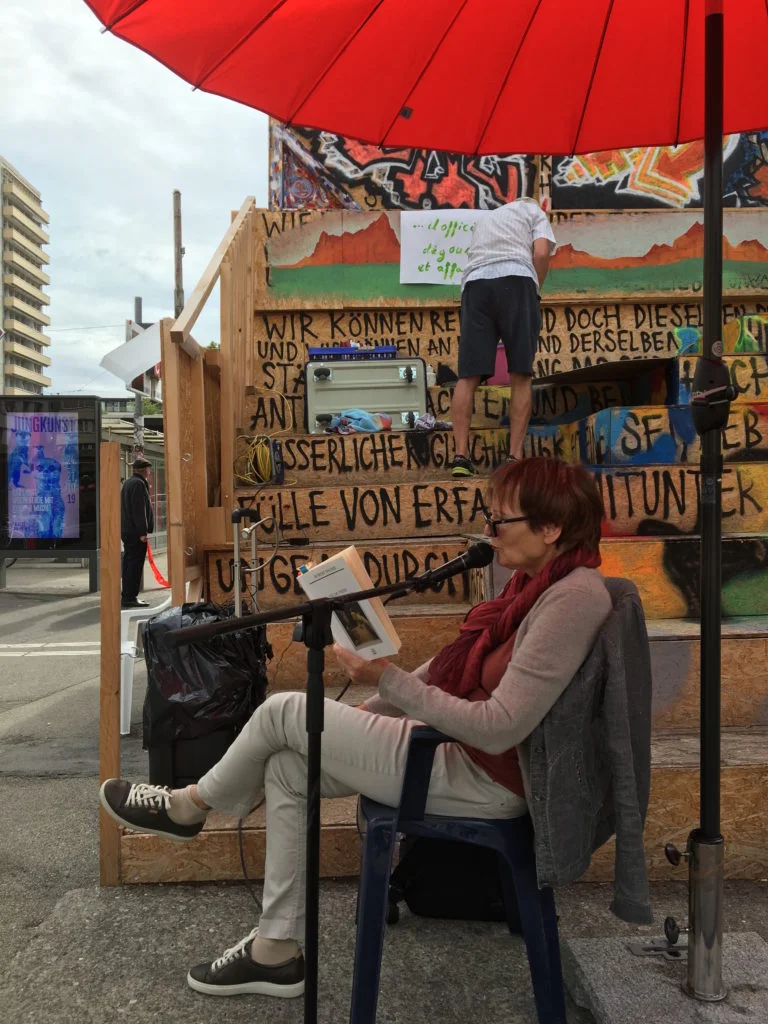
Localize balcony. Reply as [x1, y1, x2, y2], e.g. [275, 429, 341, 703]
[4, 293, 51, 326]
[2, 204, 50, 247]
[3, 385, 41, 396]
[2, 272, 50, 307]
[3, 362, 52, 388]
[3, 317, 50, 347]
[4, 339, 52, 367]
[2, 246, 51, 285]
[2, 181, 49, 225]
[2, 228, 49, 268]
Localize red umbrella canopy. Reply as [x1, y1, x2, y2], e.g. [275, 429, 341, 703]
[86, 0, 767, 155]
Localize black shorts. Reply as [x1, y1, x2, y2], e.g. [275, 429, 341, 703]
[458, 275, 541, 379]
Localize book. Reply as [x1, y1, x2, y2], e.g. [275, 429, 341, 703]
[295, 545, 401, 660]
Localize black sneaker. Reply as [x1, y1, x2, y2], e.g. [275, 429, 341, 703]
[505, 455, 519, 464]
[187, 929, 305, 998]
[121, 598, 150, 608]
[450, 454, 477, 478]
[99, 780, 204, 842]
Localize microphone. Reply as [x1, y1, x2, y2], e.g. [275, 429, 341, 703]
[422, 542, 494, 585]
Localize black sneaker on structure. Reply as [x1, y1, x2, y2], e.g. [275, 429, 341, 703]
[99, 780, 204, 842]
[450, 454, 478, 478]
[187, 929, 306, 998]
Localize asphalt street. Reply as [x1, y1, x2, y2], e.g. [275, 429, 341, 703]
[0, 558, 158, 969]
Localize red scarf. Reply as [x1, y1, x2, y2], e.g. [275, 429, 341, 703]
[427, 546, 601, 698]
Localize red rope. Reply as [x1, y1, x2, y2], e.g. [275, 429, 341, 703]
[146, 541, 171, 588]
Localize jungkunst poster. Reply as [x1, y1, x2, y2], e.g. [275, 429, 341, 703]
[6, 412, 80, 540]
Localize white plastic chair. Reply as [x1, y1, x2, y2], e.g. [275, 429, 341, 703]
[120, 593, 173, 736]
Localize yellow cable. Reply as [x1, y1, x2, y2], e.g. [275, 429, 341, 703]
[234, 387, 299, 487]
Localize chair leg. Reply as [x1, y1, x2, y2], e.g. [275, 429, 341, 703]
[349, 820, 397, 1024]
[539, 885, 566, 1022]
[502, 859, 563, 1024]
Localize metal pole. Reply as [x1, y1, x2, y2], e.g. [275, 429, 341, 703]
[173, 190, 185, 318]
[133, 297, 144, 456]
[687, 1, 727, 1002]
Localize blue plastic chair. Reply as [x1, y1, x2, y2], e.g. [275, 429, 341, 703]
[349, 727, 566, 1024]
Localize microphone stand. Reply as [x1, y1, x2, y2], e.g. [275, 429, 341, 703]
[166, 564, 459, 1024]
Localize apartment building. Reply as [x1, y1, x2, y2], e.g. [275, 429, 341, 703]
[1, 157, 52, 395]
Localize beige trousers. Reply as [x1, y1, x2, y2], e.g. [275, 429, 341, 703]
[196, 691, 526, 941]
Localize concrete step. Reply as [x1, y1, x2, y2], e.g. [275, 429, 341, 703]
[581, 403, 768, 466]
[119, 727, 768, 884]
[236, 463, 768, 541]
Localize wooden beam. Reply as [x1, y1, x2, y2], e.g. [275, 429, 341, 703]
[161, 319, 186, 606]
[171, 196, 255, 347]
[219, 257, 235, 511]
[99, 441, 121, 887]
[189, 346, 209, 546]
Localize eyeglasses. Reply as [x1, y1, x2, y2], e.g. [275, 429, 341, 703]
[481, 506, 530, 537]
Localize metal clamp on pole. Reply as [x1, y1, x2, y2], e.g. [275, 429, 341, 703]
[690, 355, 735, 437]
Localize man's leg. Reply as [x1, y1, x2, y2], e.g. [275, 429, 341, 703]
[508, 372, 533, 460]
[452, 281, 497, 475]
[122, 538, 147, 603]
[121, 539, 143, 602]
[495, 277, 539, 460]
[450, 375, 482, 460]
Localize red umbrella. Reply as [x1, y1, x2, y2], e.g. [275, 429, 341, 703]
[85, 0, 768, 1014]
[85, 0, 766, 153]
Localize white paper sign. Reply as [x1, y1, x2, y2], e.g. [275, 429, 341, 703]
[400, 209, 487, 285]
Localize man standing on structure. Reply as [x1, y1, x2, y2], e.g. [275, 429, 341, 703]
[449, 198, 556, 478]
[121, 456, 154, 608]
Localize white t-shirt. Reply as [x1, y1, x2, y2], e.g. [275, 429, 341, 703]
[462, 198, 557, 292]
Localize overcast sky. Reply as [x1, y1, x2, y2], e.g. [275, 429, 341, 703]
[1, 0, 269, 396]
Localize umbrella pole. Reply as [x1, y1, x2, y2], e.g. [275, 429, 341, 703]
[687, 0, 730, 1002]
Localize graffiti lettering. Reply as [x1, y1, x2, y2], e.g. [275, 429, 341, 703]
[210, 546, 472, 606]
[272, 124, 537, 211]
[261, 210, 315, 238]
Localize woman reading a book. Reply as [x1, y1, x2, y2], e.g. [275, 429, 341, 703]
[99, 457, 611, 1000]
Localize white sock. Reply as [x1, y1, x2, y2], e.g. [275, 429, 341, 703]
[250, 936, 301, 965]
[167, 787, 209, 826]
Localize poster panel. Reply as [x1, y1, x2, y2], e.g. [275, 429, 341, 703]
[0, 396, 100, 552]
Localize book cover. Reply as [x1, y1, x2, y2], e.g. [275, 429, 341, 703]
[295, 546, 401, 660]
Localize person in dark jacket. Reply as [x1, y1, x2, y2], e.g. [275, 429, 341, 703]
[121, 456, 154, 608]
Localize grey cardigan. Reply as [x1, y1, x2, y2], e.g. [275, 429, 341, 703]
[525, 578, 653, 924]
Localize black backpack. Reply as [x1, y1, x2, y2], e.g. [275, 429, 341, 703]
[387, 837, 521, 930]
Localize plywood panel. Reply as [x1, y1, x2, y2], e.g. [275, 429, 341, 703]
[205, 538, 474, 610]
[582, 404, 768, 465]
[233, 463, 768, 544]
[244, 304, 768, 431]
[120, 751, 768, 884]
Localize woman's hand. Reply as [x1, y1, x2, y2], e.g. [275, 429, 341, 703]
[332, 644, 390, 688]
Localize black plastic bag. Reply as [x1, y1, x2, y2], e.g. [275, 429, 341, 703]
[142, 601, 272, 748]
